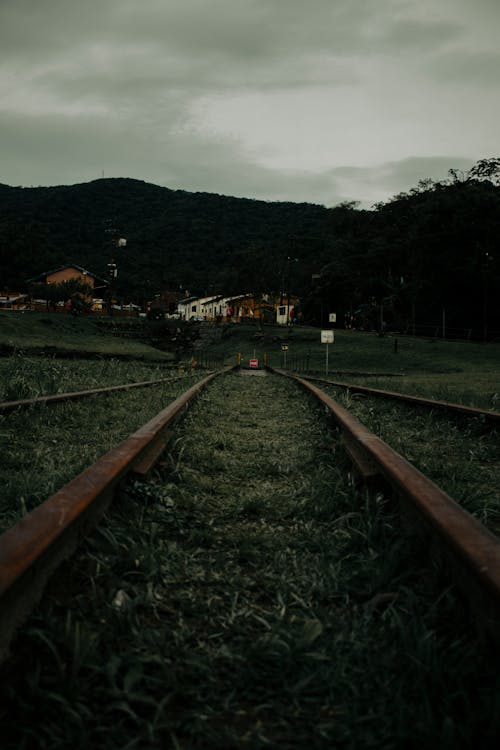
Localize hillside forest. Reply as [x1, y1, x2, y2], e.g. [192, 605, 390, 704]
[1, 157, 499, 338]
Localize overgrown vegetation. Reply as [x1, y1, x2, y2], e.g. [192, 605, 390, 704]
[0, 310, 176, 360]
[1, 373, 499, 749]
[333, 371, 500, 411]
[0, 355, 174, 401]
[0, 371, 200, 533]
[201, 324, 500, 408]
[323, 386, 500, 537]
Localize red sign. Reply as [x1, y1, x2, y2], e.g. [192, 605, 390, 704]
[249, 358, 259, 368]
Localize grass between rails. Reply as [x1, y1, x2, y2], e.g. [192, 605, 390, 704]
[0, 372, 201, 534]
[323, 385, 500, 536]
[1, 372, 499, 749]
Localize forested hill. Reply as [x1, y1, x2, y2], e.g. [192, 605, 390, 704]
[1, 161, 500, 335]
[0, 178, 330, 300]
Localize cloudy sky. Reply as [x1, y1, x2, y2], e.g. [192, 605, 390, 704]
[1, 0, 499, 207]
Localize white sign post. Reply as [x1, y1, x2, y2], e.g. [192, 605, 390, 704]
[281, 343, 289, 368]
[321, 330, 334, 375]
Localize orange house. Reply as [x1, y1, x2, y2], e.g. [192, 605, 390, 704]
[42, 265, 101, 289]
[29, 264, 108, 291]
[27, 265, 109, 312]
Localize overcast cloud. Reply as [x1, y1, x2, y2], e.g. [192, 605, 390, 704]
[1, 0, 499, 206]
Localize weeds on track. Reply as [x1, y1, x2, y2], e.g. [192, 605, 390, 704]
[328, 387, 500, 536]
[1, 373, 499, 749]
[0, 355, 173, 402]
[0, 371, 200, 533]
[342, 373, 500, 411]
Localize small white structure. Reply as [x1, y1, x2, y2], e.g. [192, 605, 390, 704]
[276, 303, 293, 326]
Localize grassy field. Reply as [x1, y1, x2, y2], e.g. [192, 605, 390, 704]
[202, 323, 500, 408]
[2, 313, 499, 408]
[0, 310, 174, 361]
[2, 372, 498, 749]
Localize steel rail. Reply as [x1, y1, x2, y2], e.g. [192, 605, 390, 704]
[0, 375, 190, 415]
[274, 369, 500, 647]
[0, 370, 221, 663]
[302, 374, 500, 425]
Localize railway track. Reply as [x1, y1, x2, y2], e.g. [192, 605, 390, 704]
[0, 370, 212, 536]
[0, 376, 178, 414]
[1, 366, 500, 747]
[297, 371, 500, 539]
[301, 374, 500, 425]
[276, 370, 500, 635]
[0, 370, 222, 661]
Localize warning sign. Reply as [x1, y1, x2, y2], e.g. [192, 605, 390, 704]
[249, 358, 259, 368]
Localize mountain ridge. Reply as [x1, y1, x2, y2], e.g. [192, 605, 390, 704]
[0, 177, 332, 300]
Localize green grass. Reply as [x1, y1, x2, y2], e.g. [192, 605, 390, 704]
[0, 354, 178, 402]
[2, 313, 499, 406]
[198, 323, 500, 405]
[0, 310, 174, 360]
[338, 371, 500, 411]
[322, 385, 500, 536]
[1, 320, 499, 746]
[1, 373, 499, 749]
[0, 372, 201, 534]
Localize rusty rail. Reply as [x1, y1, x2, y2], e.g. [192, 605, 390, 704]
[275, 369, 500, 647]
[0, 376, 188, 415]
[0, 371, 220, 662]
[302, 375, 500, 425]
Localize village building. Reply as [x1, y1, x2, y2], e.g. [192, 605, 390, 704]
[26, 264, 109, 313]
[176, 292, 300, 325]
[29, 264, 108, 292]
[177, 295, 206, 320]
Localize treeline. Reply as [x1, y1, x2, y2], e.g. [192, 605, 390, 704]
[1, 158, 499, 337]
[312, 159, 500, 337]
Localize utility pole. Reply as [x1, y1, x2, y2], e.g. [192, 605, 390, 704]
[482, 252, 493, 341]
[286, 255, 299, 326]
[104, 218, 126, 316]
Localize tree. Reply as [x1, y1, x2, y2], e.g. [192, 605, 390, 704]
[29, 278, 93, 313]
[468, 158, 500, 185]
